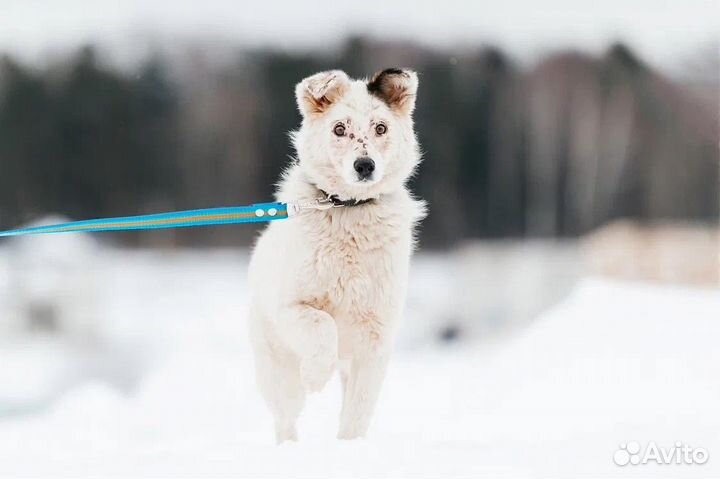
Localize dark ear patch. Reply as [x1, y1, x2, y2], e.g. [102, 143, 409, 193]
[367, 68, 419, 115]
[366, 68, 406, 93]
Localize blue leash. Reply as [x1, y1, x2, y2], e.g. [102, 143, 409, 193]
[0, 202, 292, 237]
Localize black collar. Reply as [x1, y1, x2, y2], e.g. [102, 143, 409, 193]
[319, 189, 376, 207]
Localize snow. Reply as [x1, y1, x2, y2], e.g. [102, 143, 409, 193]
[0, 245, 718, 478]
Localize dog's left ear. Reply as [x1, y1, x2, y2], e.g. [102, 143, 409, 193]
[295, 70, 351, 118]
[367, 68, 419, 115]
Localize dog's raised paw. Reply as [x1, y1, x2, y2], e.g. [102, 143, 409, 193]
[300, 350, 337, 393]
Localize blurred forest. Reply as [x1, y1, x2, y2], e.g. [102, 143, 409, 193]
[0, 38, 717, 248]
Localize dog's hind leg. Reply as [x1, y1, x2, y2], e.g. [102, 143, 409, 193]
[250, 307, 306, 443]
[253, 341, 306, 443]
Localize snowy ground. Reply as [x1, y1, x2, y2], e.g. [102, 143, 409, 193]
[0, 244, 718, 478]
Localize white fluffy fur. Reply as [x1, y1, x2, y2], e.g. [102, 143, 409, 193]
[248, 69, 425, 443]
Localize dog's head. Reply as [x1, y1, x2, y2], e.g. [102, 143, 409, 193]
[292, 68, 420, 200]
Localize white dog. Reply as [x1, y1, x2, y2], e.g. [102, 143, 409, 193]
[248, 68, 425, 442]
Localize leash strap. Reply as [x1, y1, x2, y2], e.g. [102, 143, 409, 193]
[0, 202, 290, 237]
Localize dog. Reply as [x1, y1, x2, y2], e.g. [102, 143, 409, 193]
[248, 68, 426, 442]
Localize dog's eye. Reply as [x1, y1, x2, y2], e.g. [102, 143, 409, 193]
[375, 123, 387, 136]
[333, 123, 346, 137]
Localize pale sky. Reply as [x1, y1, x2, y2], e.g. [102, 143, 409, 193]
[0, 0, 717, 72]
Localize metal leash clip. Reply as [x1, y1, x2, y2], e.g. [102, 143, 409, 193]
[286, 196, 342, 217]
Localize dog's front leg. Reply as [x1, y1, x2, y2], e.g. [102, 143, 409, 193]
[277, 304, 338, 393]
[338, 333, 391, 440]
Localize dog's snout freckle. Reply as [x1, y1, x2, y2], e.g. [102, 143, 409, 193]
[349, 133, 355, 139]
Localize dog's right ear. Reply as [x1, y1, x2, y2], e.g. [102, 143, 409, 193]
[295, 70, 351, 118]
[366, 68, 418, 115]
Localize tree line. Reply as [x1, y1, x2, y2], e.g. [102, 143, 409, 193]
[0, 39, 716, 247]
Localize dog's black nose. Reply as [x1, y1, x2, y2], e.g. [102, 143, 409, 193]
[354, 157, 375, 180]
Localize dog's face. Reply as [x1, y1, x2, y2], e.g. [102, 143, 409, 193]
[292, 69, 420, 200]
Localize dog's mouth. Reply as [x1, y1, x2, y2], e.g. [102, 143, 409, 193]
[348, 177, 382, 191]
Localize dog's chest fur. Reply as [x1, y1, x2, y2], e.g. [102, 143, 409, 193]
[298, 204, 411, 319]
